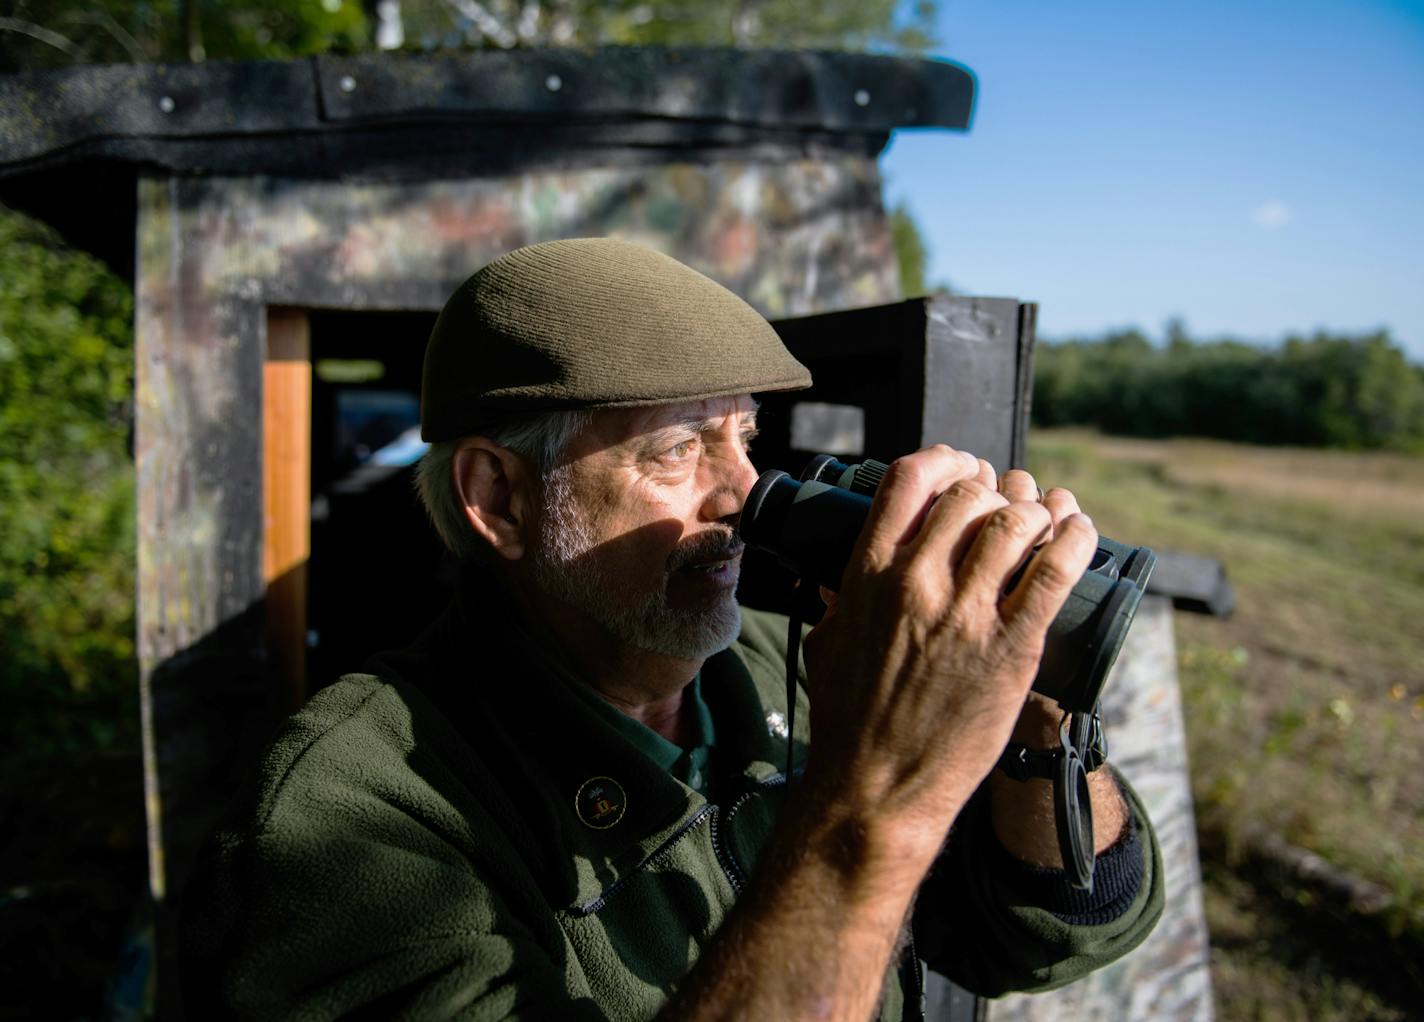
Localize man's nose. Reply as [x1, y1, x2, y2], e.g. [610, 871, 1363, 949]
[702, 446, 760, 522]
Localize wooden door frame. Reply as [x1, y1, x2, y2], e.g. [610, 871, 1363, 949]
[264, 308, 312, 714]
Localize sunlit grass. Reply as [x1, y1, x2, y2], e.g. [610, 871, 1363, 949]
[1030, 428, 1424, 1018]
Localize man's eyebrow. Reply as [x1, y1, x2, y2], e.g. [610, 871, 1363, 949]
[670, 401, 761, 433]
[635, 419, 705, 453]
[724, 402, 761, 433]
[639, 404, 761, 449]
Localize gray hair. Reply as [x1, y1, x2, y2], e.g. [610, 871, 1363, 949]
[415, 409, 591, 558]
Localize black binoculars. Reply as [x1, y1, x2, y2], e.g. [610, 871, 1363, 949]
[739, 454, 1155, 715]
[739, 454, 1158, 891]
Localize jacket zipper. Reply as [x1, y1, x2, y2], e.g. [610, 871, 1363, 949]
[572, 771, 789, 915]
[710, 773, 789, 894]
[572, 804, 717, 916]
[900, 929, 925, 1022]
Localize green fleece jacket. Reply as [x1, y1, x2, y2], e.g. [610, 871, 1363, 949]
[182, 580, 1163, 1020]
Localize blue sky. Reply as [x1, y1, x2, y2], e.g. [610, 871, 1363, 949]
[881, 0, 1424, 360]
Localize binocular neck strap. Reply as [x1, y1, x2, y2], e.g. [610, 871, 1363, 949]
[784, 608, 802, 785]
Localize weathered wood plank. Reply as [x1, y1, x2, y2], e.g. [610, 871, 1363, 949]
[263, 309, 312, 714]
[921, 295, 1025, 472]
[135, 176, 270, 907]
[1011, 302, 1038, 469]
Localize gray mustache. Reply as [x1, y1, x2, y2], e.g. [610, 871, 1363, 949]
[668, 530, 743, 572]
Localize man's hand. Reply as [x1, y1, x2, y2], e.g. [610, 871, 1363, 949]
[799, 447, 1099, 875]
[667, 446, 1101, 1021]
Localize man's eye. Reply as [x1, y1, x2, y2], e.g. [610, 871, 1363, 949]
[741, 430, 759, 452]
[665, 440, 696, 460]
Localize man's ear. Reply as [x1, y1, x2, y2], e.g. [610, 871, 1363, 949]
[451, 437, 537, 560]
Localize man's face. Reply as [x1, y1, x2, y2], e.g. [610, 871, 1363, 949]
[529, 395, 761, 662]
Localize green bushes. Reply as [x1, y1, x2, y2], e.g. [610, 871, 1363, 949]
[0, 205, 137, 758]
[1032, 324, 1424, 450]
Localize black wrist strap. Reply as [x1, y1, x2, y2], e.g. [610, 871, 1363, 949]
[996, 742, 1064, 782]
[995, 708, 1108, 892]
[996, 705, 1108, 781]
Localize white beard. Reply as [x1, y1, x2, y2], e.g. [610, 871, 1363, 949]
[530, 466, 742, 661]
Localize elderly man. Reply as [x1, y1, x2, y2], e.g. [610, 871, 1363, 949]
[183, 239, 1162, 1019]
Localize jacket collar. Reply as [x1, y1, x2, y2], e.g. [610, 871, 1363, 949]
[369, 565, 798, 911]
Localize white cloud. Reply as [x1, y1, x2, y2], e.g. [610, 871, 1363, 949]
[1252, 200, 1294, 230]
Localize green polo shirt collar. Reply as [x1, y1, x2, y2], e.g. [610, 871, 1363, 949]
[595, 674, 717, 795]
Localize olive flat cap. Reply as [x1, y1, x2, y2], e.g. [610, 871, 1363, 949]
[420, 238, 812, 441]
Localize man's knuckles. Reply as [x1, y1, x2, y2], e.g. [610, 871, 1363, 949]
[955, 505, 1051, 580]
[934, 476, 1003, 514]
[879, 453, 941, 498]
[1026, 553, 1076, 593]
[1015, 528, 1093, 605]
[978, 501, 1051, 547]
[882, 447, 979, 494]
[1054, 512, 1098, 555]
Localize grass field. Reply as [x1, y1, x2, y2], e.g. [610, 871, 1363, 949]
[1028, 429, 1424, 1021]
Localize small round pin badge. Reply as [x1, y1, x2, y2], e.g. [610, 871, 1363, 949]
[576, 776, 627, 830]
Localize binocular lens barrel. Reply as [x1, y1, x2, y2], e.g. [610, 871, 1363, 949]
[738, 459, 1156, 713]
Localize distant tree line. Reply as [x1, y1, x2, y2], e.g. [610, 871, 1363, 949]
[1032, 321, 1424, 450]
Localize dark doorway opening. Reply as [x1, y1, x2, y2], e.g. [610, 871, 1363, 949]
[306, 309, 451, 688]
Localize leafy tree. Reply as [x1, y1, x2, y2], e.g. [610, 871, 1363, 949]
[0, 0, 367, 68]
[0, 204, 137, 757]
[1, 0, 937, 70]
[405, 0, 937, 51]
[889, 202, 928, 296]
